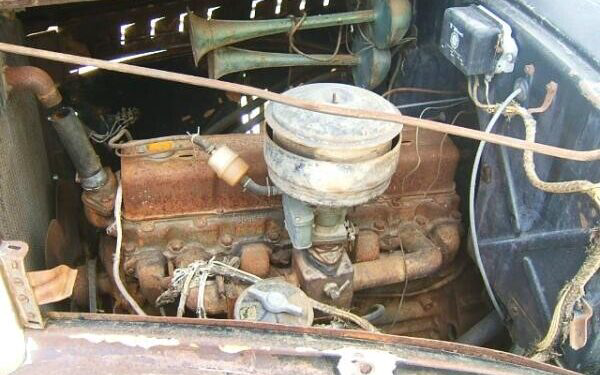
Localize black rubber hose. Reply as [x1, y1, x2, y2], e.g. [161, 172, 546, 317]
[49, 107, 106, 190]
[457, 310, 504, 346]
[361, 304, 385, 323]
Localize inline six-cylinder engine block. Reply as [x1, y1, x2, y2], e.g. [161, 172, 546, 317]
[91, 84, 487, 336]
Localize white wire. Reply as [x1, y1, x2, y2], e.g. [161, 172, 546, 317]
[196, 257, 214, 318]
[468, 87, 522, 320]
[113, 180, 147, 315]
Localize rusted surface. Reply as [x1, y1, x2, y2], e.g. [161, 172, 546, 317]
[111, 130, 464, 326]
[353, 226, 447, 291]
[354, 260, 487, 339]
[4, 65, 62, 108]
[89, 130, 465, 334]
[0, 240, 44, 328]
[121, 130, 458, 220]
[353, 230, 380, 263]
[44, 219, 67, 270]
[15, 312, 575, 375]
[239, 243, 271, 278]
[185, 282, 246, 316]
[121, 134, 278, 220]
[81, 168, 117, 228]
[135, 251, 167, 306]
[292, 249, 354, 307]
[27, 265, 77, 305]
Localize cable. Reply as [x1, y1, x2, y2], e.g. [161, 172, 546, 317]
[157, 259, 375, 331]
[425, 110, 470, 195]
[395, 97, 468, 110]
[401, 100, 468, 193]
[177, 263, 199, 317]
[113, 181, 146, 316]
[288, 13, 343, 62]
[390, 238, 408, 330]
[383, 87, 460, 98]
[509, 105, 600, 358]
[311, 299, 377, 332]
[468, 87, 523, 321]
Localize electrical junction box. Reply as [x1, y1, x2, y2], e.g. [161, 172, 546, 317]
[440, 5, 517, 76]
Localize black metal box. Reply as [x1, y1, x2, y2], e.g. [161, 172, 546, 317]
[439, 6, 502, 76]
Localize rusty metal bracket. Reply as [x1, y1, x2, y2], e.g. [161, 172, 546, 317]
[569, 298, 593, 350]
[0, 240, 44, 329]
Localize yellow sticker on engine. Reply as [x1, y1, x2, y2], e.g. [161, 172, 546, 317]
[146, 141, 174, 152]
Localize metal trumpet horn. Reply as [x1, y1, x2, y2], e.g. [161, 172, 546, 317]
[189, 0, 411, 64]
[207, 40, 391, 89]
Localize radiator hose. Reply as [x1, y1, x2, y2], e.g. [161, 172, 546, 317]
[49, 107, 107, 190]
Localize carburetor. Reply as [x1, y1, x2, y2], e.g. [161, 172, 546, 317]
[263, 83, 402, 306]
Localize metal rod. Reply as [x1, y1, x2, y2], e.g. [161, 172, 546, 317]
[395, 97, 468, 109]
[0, 42, 598, 161]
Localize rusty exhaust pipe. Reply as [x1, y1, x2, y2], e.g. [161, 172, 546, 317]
[4, 65, 62, 109]
[353, 227, 444, 291]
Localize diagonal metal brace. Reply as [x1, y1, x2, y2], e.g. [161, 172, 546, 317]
[0, 240, 44, 329]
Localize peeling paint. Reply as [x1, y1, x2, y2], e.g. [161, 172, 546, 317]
[326, 347, 399, 375]
[219, 344, 251, 354]
[294, 346, 320, 353]
[69, 333, 179, 349]
[23, 337, 39, 365]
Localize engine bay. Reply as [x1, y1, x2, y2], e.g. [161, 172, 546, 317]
[1, 0, 599, 373]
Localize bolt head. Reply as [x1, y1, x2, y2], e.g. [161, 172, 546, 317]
[123, 242, 136, 253]
[267, 230, 280, 241]
[140, 222, 154, 232]
[167, 239, 184, 252]
[415, 216, 427, 226]
[373, 219, 385, 230]
[220, 234, 233, 247]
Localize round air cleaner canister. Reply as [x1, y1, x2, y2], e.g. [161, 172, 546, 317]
[264, 83, 402, 207]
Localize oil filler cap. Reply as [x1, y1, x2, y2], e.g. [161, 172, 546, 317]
[234, 279, 314, 326]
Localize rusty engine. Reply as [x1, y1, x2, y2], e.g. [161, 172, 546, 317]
[70, 83, 486, 338]
[5, 1, 600, 372]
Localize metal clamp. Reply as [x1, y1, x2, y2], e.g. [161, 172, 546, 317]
[0, 240, 44, 329]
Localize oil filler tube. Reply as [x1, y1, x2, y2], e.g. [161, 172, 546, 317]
[49, 107, 107, 190]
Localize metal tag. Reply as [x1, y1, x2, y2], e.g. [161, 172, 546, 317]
[569, 298, 593, 351]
